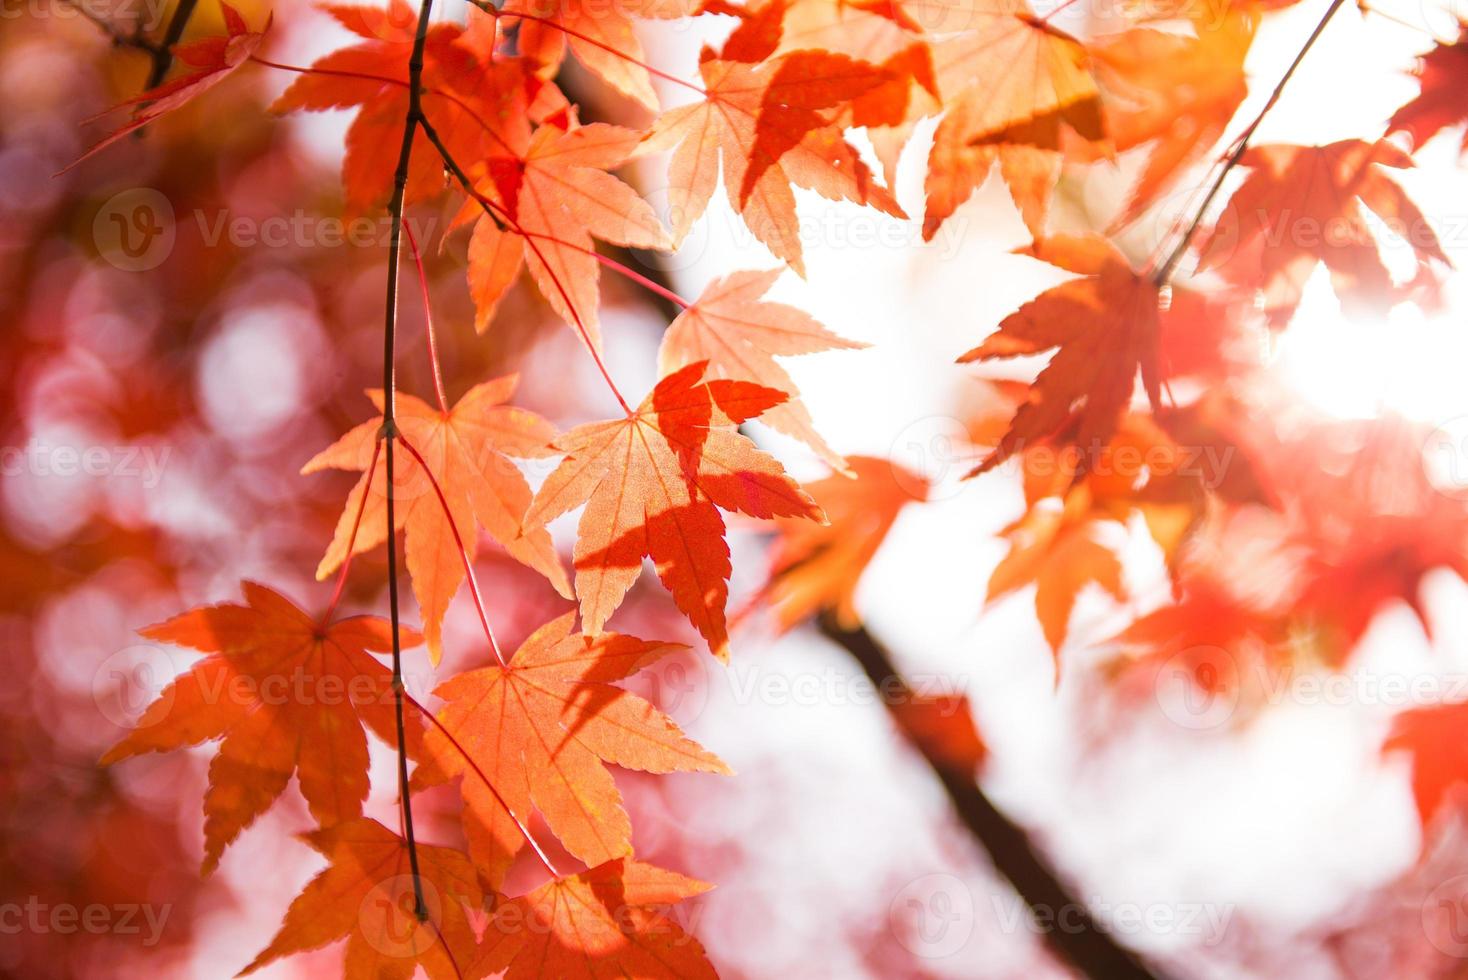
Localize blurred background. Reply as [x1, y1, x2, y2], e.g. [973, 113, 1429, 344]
[8, 0, 1468, 976]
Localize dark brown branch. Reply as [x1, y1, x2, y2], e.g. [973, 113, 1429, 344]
[817, 613, 1168, 980]
[382, 0, 439, 922]
[1151, 0, 1347, 287]
[143, 0, 200, 90]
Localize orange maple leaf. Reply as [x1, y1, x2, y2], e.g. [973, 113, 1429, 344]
[469, 858, 718, 980]
[240, 818, 481, 979]
[461, 122, 672, 345]
[642, 50, 904, 275]
[66, 3, 267, 169]
[100, 582, 427, 874]
[738, 49, 902, 203]
[1386, 702, 1468, 830]
[270, 2, 535, 214]
[304, 377, 571, 664]
[416, 613, 728, 886]
[1198, 139, 1450, 328]
[659, 268, 866, 469]
[505, 0, 693, 112]
[762, 0, 941, 186]
[1093, 11, 1255, 225]
[526, 361, 825, 659]
[987, 489, 1126, 659]
[756, 455, 929, 631]
[974, 398, 1224, 656]
[961, 234, 1174, 478]
[924, 10, 1105, 239]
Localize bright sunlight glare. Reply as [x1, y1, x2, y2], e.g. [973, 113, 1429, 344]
[1271, 271, 1468, 422]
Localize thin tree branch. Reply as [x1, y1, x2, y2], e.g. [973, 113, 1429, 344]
[1151, 0, 1347, 287]
[382, 0, 439, 923]
[143, 0, 200, 90]
[816, 613, 1168, 980]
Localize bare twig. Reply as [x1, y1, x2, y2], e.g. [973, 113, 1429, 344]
[1151, 0, 1348, 287]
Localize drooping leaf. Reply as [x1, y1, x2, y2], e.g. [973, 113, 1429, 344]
[66, 3, 268, 169]
[415, 613, 728, 886]
[100, 583, 427, 874]
[304, 377, 571, 664]
[470, 858, 718, 980]
[240, 818, 481, 980]
[526, 361, 826, 659]
[658, 268, 865, 468]
[987, 489, 1126, 661]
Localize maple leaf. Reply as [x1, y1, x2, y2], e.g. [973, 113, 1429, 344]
[303, 377, 571, 664]
[738, 49, 901, 204]
[66, 3, 267, 170]
[1386, 702, 1468, 830]
[416, 613, 728, 886]
[642, 50, 904, 276]
[658, 268, 865, 468]
[972, 398, 1222, 655]
[1104, 503, 1302, 710]
[961, 234, 1173, 477]
[462, 123, 672, 346]
[100, 583, 427, 875]
[1092, 11, 1255, 225]
[526, 361, 825, 659]
[505, 0, 693, 112]
[760, 0, 940, 186]
[1388, 21, 1468, 154]
[240, 818, 481, 980]
[924, 10, 1106, 239]
[987, 490, 1126, 659]
[1280, 415, 1468, 651]
[469, 858, 717, 980]
[1197, 139, 1451, 328]
[271, 2, 536, 214]
[756, 455, 928, 631]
